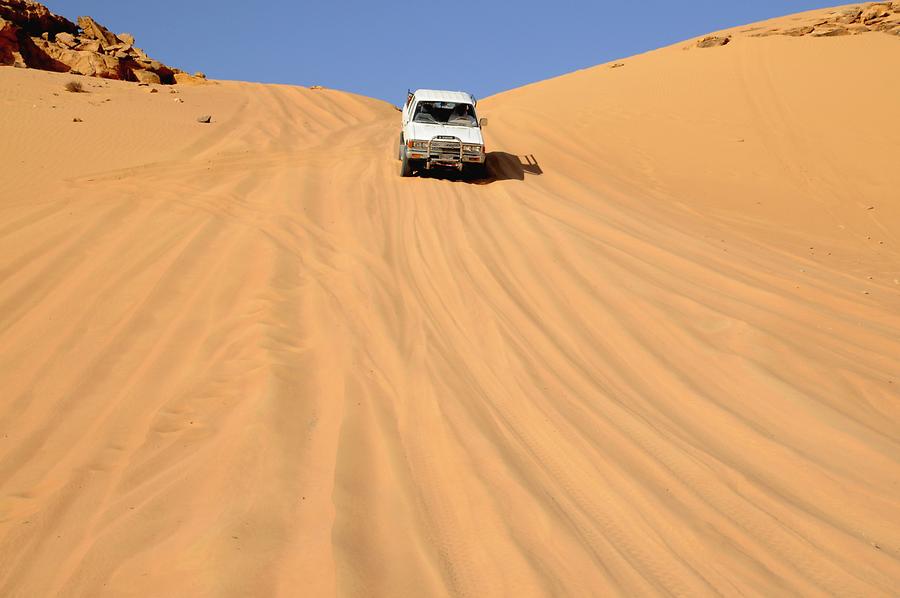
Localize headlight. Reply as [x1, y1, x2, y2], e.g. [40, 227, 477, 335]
[463, 144, 483, 153]
[408, 140, 429, 150]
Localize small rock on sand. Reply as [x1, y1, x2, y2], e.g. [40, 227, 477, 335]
[697, 35, 731, 48]
[197, 115, 212, 123]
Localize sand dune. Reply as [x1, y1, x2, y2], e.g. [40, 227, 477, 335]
[2, 5, 899, 597]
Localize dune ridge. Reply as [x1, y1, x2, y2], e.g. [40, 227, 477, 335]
[1, 4, 899, 596]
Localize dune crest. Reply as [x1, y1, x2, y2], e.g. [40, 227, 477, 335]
[1, 3, 899, 597]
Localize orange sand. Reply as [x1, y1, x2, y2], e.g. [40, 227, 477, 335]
[1, 5, 899, 596]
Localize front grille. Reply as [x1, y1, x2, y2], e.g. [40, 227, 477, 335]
[429, 139, 461, 160]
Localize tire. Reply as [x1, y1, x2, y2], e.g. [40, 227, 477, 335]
[400, 146, 414, 177]
[398, 135, 404, 161]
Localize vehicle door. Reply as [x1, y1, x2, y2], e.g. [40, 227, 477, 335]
[403, 94, 416, 127]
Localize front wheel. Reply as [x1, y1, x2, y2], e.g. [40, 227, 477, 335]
[400, 147, 414, 177]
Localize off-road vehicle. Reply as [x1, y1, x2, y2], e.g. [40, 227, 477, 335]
[398, 89, 488, 178]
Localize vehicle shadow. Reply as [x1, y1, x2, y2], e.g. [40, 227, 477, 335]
[484, 152, 543, 182]
[417, 152, 543, 185]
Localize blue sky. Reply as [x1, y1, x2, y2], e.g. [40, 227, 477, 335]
[44, 1, 828, 104]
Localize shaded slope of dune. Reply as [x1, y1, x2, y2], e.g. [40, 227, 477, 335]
[1, 5, 899, 597]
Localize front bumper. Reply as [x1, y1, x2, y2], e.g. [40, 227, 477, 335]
[408, 138, 484, 168]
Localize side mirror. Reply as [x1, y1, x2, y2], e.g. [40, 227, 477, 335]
[479, 117, 488, 128]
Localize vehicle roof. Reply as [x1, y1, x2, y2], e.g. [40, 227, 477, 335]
[413, 89, 475, 104]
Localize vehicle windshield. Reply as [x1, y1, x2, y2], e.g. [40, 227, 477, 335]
[413, 101, 478, 127]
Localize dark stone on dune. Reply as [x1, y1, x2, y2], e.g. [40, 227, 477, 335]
[197, 115, 212, 123]
[697, 35, 730, 48]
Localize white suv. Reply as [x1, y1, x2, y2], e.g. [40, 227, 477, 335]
[398, 89, 488, 178]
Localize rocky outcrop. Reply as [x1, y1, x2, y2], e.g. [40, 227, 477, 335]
[0, 0, 200, 84]
[132, 68, 160, 85]
[780, 26, 814, 37]
[30, 38, 125, 78]
[76, 15, 117, 49]
[750, 2, 900, 38]
[174, 71, 207, 85]
[0, 0, 75, 36]
[0, 16, 25, 67]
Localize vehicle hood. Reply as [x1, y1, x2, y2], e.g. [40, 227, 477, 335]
[408, 122, 484, 145]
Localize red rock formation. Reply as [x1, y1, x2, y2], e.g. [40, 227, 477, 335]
[0, 0, 198, 84]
